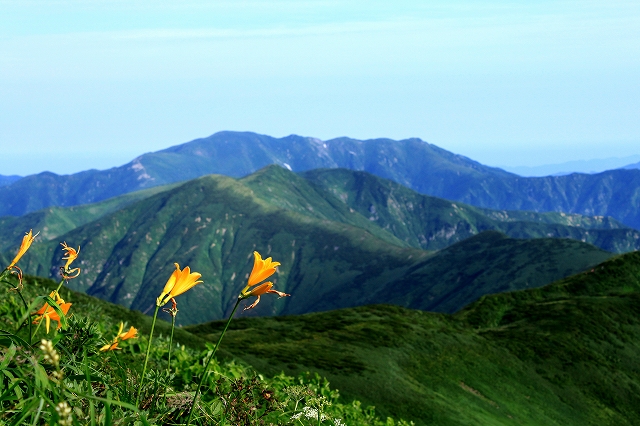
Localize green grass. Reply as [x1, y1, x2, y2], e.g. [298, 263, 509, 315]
[0, 274, 413, 425]
[185, 251, 640, 425]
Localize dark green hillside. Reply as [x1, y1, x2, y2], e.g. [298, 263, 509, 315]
[13, 174, 429, 325]
[301, 167, 640, 253]
[0, 169, 617, 325]
[187, 251, 640, 425]
[380, 231, 613, 314]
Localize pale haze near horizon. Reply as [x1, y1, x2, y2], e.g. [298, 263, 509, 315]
[0, 0, 638, 176]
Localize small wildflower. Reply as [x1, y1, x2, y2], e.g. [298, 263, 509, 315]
[100, 322, 138, 352]
[240, 251, 289, 310]
[247, 251, 281, 287]
[99, 341, 120, 352]
[39, 339, 60, 367]
[60, 241, 81, 279]
[291, 406, 327, 421]
[7, 229, 38, 270]
[55, 401, 73, 426]
[156, 263, 203, 306]
[32, 291, 72, 333]
[242, 281, 290, 311]
[120, 325, 138, 340]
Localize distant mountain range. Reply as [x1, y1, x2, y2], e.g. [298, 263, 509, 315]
[623, 161, 640, 170]
[1, 167, 619, 325]
[501, 154, 640, 176]
[0, 175, 21, 187]
[1, 131, 640, 229]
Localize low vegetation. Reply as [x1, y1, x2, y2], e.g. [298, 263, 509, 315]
[188, 252, 640, 425]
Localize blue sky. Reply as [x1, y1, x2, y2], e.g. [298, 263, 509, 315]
[1, 0, 639, 175]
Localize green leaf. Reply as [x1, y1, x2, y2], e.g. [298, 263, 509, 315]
[70, 390, 140, 413]
[0, 377, 25, 402]
[0, 344, 16, 369]
[8, 398, 39, 426]
[42, 295, 69, 330]
[33, 363, 51, 391]
[103, 391, 113, 426]
[0, 329, 31, 348]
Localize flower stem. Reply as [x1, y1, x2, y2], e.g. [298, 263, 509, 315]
[164, 313, 177, 406]
[1, 276, 33, 344]
[136, 305, 160, 407]
[167, 314, 176, 368]
[54, 277, 66, 295]
[31, 318, 43, 341]
[186, 298, 241, 426]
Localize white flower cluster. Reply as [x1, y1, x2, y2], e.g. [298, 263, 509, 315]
[291, 406, 327, 421]
[39, 339, 60, 367]
[55, 401, 73, 426]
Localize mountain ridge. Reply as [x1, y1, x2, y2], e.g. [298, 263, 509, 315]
[2, 131, 640, 229]
[1, 167, 615, 325]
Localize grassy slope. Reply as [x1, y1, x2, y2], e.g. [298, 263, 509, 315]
[381, 231, 613, 313]
[186, 251, 640, 426]
[6, 253, 639, 425]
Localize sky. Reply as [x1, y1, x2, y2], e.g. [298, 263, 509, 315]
[1, 0, 639, 176]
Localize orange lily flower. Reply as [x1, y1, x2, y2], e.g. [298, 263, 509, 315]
[119, 326, 138, 340]
[243, 281, 290, 311]
[247, 251, 281, 287]
[156, 263, 203, 306]
[32, 292, 72, 333]
[100, 322, 138, 351]
[7, 229, 38, 269]
[240, 252, 289, 310]
[99, 341, 120, 352]
[60, 242, 81, 278]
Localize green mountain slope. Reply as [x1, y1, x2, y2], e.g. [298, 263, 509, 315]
[380, 231, 613, 314]
[9, 174, 428, 324]
[300, 167, 640, 253]
[3, 131, 640, 231]
[186, 251, 640, 425]
[0, 170, 612, 325]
